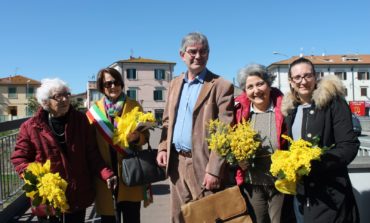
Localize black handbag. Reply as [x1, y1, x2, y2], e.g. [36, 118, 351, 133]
[121, 147, 166, 186]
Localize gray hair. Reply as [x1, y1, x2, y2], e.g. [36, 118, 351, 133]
[180, 32, 210, 53]
[237, 64, 276, 91]
[36, 78, 70, 110]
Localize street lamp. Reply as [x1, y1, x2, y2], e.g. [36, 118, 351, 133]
[272, 51, 290, 90]
[272, 51, 289, 58]
[26, 80, 30, 116]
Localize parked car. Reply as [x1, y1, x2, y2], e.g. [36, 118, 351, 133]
[352, 113, 362, 136]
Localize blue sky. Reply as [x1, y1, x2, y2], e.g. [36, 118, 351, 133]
[1, 0, 370, 93]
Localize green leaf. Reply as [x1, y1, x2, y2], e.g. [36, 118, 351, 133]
[22, 184, 36, 192]
[277, 170, 286, 179]
[297, 167, 309, 176]
[32, 194, 42, 207]
[24, 171, 38, 185]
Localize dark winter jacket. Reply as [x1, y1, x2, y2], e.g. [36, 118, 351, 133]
[11, 107, 114, 213]
[281, 75, 360, 223]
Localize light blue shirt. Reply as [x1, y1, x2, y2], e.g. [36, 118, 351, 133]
[172, 69, 207, 152]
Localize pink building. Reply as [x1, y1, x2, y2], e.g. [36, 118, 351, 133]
[87, 57, 176, 123]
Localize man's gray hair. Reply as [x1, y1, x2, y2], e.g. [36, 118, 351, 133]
[36, 78, 70, 110]
[237, 63, 276, 90]
[180, 32, 210, 53]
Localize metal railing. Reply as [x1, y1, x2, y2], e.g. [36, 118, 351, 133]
[0, 132, 24, 210]
[0, 118, 28, 211]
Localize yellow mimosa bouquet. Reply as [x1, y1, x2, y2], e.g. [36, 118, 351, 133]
[270, 135, 326, 195]
[113, 107, 156, 149]
[207, 119, 261, 165]
[22, 160, 69, 216]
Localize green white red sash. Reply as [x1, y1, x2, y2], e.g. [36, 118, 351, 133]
[86, 103, 126, 154]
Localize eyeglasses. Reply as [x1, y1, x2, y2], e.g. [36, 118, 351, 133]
[290, 73, 315, 83]
[103, 80, 121, 88]
[185, 49, 208, 57]
[49, 92, 71, 101]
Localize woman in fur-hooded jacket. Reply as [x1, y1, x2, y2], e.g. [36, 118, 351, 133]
[281, 57, 359, 223]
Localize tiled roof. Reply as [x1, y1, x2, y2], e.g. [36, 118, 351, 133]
[270, 54, 370, 66]
[115, 57, 176, 64]
[0, 75, 40, 85]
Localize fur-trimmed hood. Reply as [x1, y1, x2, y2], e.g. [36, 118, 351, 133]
[281, 75, 346, 116]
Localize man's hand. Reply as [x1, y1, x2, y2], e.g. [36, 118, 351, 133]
[156, 150, 167, 167]
[106, 175, 118, 190]
[202, 173, 220, 190]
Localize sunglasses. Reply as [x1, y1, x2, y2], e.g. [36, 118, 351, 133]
[103, 80, 121, 88]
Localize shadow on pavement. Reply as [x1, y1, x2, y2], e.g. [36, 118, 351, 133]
[151, 183, 170, 195]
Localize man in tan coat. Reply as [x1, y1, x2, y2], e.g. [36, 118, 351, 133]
[156, 32, 234, 223]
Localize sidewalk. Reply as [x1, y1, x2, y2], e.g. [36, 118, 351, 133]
[12, 179, 171, 223]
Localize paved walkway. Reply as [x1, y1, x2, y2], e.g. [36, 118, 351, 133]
[11, 179, 171, 223]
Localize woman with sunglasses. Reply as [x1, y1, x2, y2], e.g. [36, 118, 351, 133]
[11, 78, 116, 223]
[282, 57, 359, 222]
[87, 67, 150, 223]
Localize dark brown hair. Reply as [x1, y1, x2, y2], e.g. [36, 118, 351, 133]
[96, 68, 124, 93]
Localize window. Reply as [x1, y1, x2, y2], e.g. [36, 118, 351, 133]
[27, 87, 34, 98]
[90, 91, 103, 101]
[154, 109, 164, 124]
[316, 71, 324, 79]
[344, 88, 348, 96]
[127, 88, 137, 100]
[358, 71, 370, 80]
[25, 106, 33, 116]
[154, 69, 165, 80]
[360, 87, 367, 97]
[8, 87, 17, 99]
[154, 89, 164, 101]
[334, 71, 347, 80]
[126, 69, 137, 80]
[8, 106, 17, 116]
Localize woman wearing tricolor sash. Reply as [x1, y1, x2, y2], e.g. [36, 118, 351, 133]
[87, 68, 150, 223]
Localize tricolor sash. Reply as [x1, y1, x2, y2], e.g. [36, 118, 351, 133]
[86, 103, 127, 154]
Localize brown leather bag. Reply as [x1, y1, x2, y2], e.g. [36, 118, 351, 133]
[181, 186, 252, 223]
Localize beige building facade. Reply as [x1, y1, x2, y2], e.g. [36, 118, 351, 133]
[0, 75, 40, 122]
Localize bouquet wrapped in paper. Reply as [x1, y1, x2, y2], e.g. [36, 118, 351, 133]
[22, 160, 69, 217]
[207, 119, 261, 165]
[270, 135, 328, 195]
[113, 107, 156, 149]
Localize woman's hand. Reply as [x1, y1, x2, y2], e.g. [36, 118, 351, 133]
[238, 160, 249, 171]
[106, 175, 118, 190]
[127, 131, 140, 144]
[156, 150, 167, 167]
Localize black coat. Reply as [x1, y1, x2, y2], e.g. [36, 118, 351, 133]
[282, 76, 360, 223]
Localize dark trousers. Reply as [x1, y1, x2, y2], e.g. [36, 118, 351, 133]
[37, 209, 86, 223]
[100, 201, 141, 223]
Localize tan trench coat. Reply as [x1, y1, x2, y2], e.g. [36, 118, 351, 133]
[158, 70, 234, 189]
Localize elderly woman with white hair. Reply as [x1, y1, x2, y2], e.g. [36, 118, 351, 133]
[11, 78, 116, 223]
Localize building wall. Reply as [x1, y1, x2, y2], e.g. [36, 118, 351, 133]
[111, 62, 173, 116]
[0, 85, 31, 121]
[269, 65, 370, 102]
